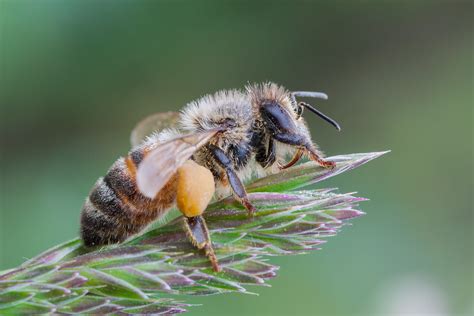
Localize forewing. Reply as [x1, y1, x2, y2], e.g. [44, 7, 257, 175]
[130, 111, 181, 148]
[136, 131, 217, 199]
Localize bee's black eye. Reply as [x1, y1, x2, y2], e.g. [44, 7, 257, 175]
[295, 105, 304, 119]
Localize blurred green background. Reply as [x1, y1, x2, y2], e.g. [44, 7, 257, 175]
[1, 1, 472, 315]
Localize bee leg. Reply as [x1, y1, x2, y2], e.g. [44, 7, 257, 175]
[273, 132, 335, 169]
[183, 215, 221, 272]
[306, 149, 336, 169]
[278, 147, 304, 169]
[208, 144, 256, 216]
[262, 138, 277, 168]
[254, 133, 276, 168]
[255, 138, 276, 168]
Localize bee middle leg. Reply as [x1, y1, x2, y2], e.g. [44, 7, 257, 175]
[208, 144, 256, 216]
[273, 131, 335, 169]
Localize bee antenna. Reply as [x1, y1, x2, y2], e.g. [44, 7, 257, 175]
[292, 91, 328, 100]
[300, 101, 341, 131]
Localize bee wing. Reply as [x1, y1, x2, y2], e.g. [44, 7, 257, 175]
[130, 111, 181, 148]
[136, 131, 218, 199]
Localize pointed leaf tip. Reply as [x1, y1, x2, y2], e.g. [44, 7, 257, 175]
[247, 151, 389, 192]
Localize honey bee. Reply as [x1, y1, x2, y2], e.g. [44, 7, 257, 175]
[80, 82, 341, 272]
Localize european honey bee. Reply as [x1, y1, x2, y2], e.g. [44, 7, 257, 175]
[80, 82, 341, 272]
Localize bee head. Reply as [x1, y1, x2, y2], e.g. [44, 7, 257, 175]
[247, 82, 341, 136]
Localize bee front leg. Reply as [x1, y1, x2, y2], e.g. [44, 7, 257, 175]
[183, 215, 221, 272]
[208, 144, 256, 216]
[278, 147, 304, 169]
[273, 132, 335, 169]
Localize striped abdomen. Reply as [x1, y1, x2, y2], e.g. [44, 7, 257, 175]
[80, 147, 178, 247]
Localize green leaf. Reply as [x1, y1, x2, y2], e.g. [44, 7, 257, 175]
[0, 151, 387, 314]
[247, 151, 389, 192]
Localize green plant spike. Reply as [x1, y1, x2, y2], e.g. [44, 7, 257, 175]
[0, 151, 388, 315]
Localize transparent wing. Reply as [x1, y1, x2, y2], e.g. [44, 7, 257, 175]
[130, 111, 181, 148]
[136, 130, 218, 199]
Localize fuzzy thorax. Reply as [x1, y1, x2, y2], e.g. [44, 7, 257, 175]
[179, 89, 253, 147]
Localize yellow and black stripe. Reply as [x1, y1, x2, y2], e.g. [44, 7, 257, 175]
[80, 147, 177, 247]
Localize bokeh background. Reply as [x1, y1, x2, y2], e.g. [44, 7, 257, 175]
[1, 1, 472, 315]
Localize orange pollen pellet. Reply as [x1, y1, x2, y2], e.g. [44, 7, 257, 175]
[176, 160, 215, 217]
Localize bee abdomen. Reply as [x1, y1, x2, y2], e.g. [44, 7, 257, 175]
[81, 152, 178, 247]
[104, 158, 137, 200]
[80, 197, 126, 246]
[89, 177, 127, 218]
[81, 177, 137, 246]
[130, 149, 144, 166]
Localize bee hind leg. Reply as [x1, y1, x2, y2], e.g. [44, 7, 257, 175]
[208, 144, 256, 216]
[183, 216, 221, 272]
